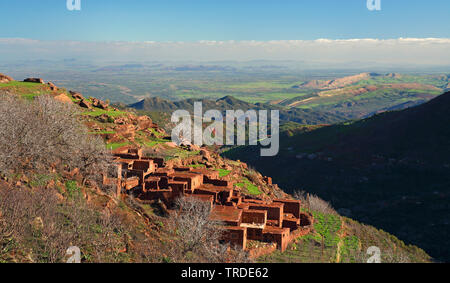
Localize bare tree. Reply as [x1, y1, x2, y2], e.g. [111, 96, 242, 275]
[294, 190, 337, 215]
[0, 93, 112, 185]
[165, 196, 251, 263]
[0, 184, 126, 263]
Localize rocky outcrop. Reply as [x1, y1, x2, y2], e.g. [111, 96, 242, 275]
[53, 93, 72, 104]
[135, 116, 153, 131]
[91, 97, 109, 110]
[69, 91, 84, 100]
[23, 78, 44, 84]
[47, 82, 58, 91]
[115, 124, 136, 141]
[79, 99, 92, 109]
[0, 73, 13, 83]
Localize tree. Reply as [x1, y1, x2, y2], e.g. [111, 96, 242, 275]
[0, 93, 112, 185]
[165, 196, 251, 263]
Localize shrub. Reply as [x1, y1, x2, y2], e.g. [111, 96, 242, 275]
[164, 196, 251, 263]
[0, 185, 126, 262]
[0, 93, 112, 186]
[294, 190, 337, 215]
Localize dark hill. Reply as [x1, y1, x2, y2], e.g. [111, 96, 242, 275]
[300, 91, 450, 163]
[223, 91, 450, 261]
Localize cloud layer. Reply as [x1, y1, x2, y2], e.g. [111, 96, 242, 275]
[1, 38, 449, 67]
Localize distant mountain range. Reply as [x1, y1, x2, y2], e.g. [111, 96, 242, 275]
[126, 72, 448, 125]
[128, 95, 348, 126]
[292, 72, 402, 90]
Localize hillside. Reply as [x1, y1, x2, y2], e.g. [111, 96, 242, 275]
[223, 91, 450, 261]
[125, 72, 449, 128]
[281, 73, 446, 119]
[0, 73, 432, 263]
[128, 95, 348, 128]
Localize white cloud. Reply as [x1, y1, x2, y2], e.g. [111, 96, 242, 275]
[0, 38, 449, 66]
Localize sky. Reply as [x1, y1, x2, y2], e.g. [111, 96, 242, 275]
[0, 0, 449, 65]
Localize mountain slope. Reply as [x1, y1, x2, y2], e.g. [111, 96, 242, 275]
[283, 73, 446, 120]
[128, 95, 348, 127]
[0, 73, 433, 263]
[223, 91, 450, 261]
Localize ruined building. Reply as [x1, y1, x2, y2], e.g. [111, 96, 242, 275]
[104, 146, 313, 252]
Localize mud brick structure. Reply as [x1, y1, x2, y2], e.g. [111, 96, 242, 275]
[105, 146, 313, 253]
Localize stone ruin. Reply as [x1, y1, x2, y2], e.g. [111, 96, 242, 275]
[104, 146, 314, 253]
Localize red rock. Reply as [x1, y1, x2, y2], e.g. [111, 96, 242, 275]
[115, 124, 135, 140]
[79, 99, 92, 109]
[54, 93, 72, 104]
[136, 115, 153, 130]
[47, 82, 58, 91]
[69, 91, 84, 100]
[114, 117, 128, 125]
[23, 78, 44, 84]
[0, 73, 13, 83]
[92, 97, 109, 109]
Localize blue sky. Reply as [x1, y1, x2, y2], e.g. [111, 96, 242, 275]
[1, 1, 449, 65]
[1, 0, 449, 41]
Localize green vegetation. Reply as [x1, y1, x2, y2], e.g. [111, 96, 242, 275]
[65, 180, 80, 199]
[82, 108, 126, 117]
[236, 177, 261, 195]
[0, 81, 71, 101]
[259, 209, 430, 263]
[224, 91, 450, 262]
[106, 142, 130, 150]
[218, 169, 231, 177]
[188, 164, 206, 168]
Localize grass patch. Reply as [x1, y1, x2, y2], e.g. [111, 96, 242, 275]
[188, 164, 206, 168]
[82, 108, 126, 118]
[106, 142, 130, 150]
[88, 131, 116, 135]
[65, 180, 81, 199]
[236, 177, 261, 195]
[218, 169, 231, 177]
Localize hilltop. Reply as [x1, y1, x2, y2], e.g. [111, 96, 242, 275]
[224, 91, 450, 261]
[280, 72, 446, 119]
[0, 73, 432, 263]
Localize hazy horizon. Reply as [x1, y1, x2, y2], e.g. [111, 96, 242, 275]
[1, 37, 450, 70]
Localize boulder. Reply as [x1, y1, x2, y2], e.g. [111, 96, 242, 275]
[115, 124, 135, 140]
[0, 73, 13, 83]
[47, 82, 58, 91]
[199, 149, 212, 161]
[92, 97, 109, 109]
[54, 93, 72, 104]
[69, 91, 84, 100]
[23, 78, 44, 84]
[114, 117, 128, 125]
[79, 99, 92, 109]
[187, 144, 201, 152]
[136, 115, 153, 131]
